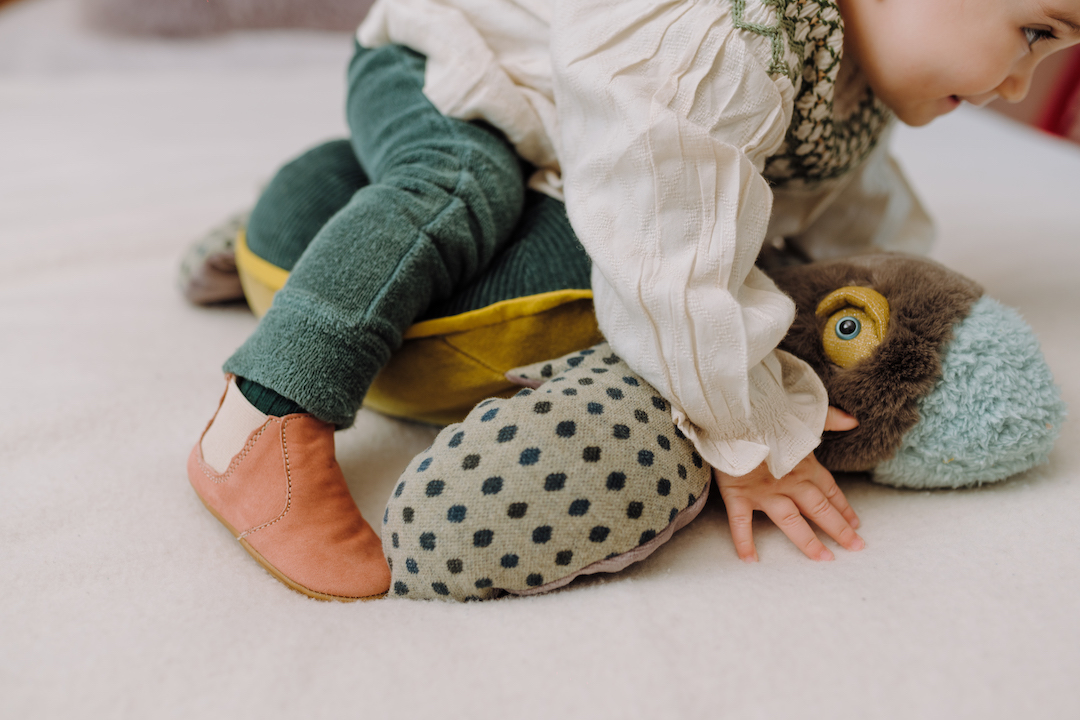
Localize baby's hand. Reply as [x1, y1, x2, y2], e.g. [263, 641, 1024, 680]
[714, 407, 864, 562]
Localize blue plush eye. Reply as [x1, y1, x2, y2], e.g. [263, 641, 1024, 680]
[835, 316, 861, 341]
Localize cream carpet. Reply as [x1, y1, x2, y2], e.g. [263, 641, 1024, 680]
[2, 1, 1078, 718]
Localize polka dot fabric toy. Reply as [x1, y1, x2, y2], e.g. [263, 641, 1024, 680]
[383, 343, 712, 601]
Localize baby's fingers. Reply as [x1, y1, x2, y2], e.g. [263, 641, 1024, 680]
[724, 496, 759, 563]
[762, 498, 834, 561]
[810, 467, 860, 529]
[793, 485, 865, 553]
[824, 406, 859, 432]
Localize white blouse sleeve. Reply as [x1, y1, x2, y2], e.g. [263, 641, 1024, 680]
[551, 0, 829, 478]
[774, 132, 936, 261]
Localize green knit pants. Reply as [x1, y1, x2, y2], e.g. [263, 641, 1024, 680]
[224, 44, 590, 427]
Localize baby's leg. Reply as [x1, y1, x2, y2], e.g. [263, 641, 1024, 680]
[225, 44, 525, 427]
[177, 139, 364, 306]
[243, 138, 368, 274]
[187, 44, 527, 601]
[231, 139, 369, 416]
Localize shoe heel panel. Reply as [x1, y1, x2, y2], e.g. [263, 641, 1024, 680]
[188, 420, 291, 536]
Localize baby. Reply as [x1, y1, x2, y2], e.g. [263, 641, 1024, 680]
[185, 0, 1080, 601]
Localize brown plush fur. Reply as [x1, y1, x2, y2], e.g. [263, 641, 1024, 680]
[767, 254, 983, 472]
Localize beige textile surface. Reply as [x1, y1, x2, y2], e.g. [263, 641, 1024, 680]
[2, 1, 1079, 718]
[81, 0, 374, 36]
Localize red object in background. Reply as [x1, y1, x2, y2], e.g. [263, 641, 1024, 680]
[1038, 46, 1080, 141]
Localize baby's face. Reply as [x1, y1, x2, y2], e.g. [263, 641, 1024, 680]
[837, 0, 1080, 126]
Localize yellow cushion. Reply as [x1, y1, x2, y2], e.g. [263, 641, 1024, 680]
[234, 229, 603, 425]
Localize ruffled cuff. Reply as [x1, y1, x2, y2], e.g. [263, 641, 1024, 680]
[672, 350, 829, 478]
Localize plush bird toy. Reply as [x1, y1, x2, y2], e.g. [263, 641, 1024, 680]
[769, 253, 1064, 488]
[380, 253, 1065, 601]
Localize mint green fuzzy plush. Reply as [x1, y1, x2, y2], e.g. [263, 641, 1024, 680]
[875, 297, 1066, 489]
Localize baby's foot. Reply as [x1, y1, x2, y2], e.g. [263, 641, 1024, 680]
[178, 211, 248, 305]
[187, 377, 390, 601]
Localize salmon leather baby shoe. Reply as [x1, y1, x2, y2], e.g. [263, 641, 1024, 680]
[187, 376, 390, 601]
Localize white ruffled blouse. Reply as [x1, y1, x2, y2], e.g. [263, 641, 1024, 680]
[358, 0, 933, 478]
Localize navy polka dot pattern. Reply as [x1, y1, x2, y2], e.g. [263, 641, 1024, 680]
[383, 342, 711, 601]
[568, 498, 591, 516]
[519, 448, 541, 465]
[544, 473, 566, 491]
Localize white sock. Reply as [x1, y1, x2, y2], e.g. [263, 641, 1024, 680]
[201, 378, 269, 473]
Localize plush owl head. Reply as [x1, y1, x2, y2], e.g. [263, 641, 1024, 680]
[767, 253, 1066, 489]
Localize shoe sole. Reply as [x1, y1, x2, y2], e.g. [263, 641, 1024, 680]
[194, 492, 387, 603]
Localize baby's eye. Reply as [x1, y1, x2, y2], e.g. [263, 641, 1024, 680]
[815, 287, 891, 369]
[1024, 27, 1055, 47]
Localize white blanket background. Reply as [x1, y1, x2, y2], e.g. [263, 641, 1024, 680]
[2, 1, 1078, 718]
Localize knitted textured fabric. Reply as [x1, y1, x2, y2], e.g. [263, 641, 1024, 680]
[740, 0, 894, 186]
[382, 344, 711, 602]
[240, 135, 591, 321]
[223, 45, 528, 428]
[874, 297, 1067, 489]
[234, 134, 595, 426]
[236, 376, 305, 418]
[242, 140, 370, 274]
[177, 210, 247, 305]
